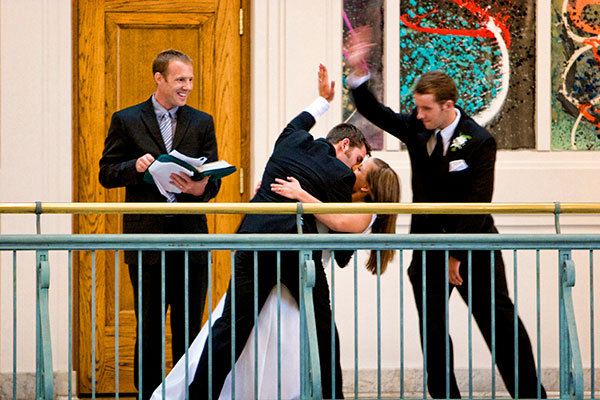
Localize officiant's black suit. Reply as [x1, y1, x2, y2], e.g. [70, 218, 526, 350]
[351, 82, 545, 398]
[190, 111, 354, 399]
[99, 96, 221, 399]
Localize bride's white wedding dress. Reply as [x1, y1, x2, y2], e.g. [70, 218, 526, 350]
[151, 285, 301, 400]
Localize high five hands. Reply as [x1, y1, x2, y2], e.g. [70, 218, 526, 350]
[318, 64, 335, 102]
[344, 26, 375, 77]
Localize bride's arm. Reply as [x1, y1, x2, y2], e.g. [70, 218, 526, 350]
[271, 177, 372, 233]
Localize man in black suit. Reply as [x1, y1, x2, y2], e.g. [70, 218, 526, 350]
[99, 49, 220, 399]
[190, 65, 370, 399]
[345, 31, 546, 398]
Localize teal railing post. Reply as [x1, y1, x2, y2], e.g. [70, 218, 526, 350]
[296, 202, 322, 399]
[558, 250, 583, 400]
[301, 255, 323, 399]
[555, 202, 562, 234]
[36, 250, 54, 399]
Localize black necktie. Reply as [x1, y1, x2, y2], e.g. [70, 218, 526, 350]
[430, 131, 443, 164]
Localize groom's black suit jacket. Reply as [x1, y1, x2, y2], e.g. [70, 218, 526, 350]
[238, 111, 355, 235]
[352, 82, 497, 263]
[99, 96, 221, 265]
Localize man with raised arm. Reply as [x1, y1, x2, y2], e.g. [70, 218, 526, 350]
[190, 64, 370, 399]
[344, 28, 546, 399]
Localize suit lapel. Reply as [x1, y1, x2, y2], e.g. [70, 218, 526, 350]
[172, 106, 190, 150]
[140, 97, 168, 153]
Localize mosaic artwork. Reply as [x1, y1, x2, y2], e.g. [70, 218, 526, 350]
[551, 0, 600, 150]
[342, 1, 536, 150]
[342, 0, 385, 150]
[399, 0, 536, 149]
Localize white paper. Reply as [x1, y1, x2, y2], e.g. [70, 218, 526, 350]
[169, 150, 207, 167]
[147, 161, 193, 195]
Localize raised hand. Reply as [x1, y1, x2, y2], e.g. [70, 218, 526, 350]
[318, 64, 335, 102]
[344, 25, 375, 76]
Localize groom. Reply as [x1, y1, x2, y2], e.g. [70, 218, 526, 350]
[190, 65, 370, 399]
[345, 28, 546, 398]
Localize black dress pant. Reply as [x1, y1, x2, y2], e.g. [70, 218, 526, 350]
[408, 249, 547, 399]
[128, 251, 208, 400]
[189, 249, 344, 399]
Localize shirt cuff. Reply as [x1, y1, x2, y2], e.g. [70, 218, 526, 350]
[346, 72, 371, 89]
[303, 96, 330, 119]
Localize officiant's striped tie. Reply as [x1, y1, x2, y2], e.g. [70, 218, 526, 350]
[159, 112, 177, 202]
[160, 112, 174, 152]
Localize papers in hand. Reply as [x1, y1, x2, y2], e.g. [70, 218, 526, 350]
[144, 150, 236, 199]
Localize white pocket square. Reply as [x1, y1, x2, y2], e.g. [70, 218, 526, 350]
[449, 159, 468, 172]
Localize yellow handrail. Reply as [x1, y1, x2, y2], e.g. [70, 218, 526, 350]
[0, 202, 599, 214]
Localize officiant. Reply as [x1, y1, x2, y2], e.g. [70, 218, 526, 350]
[99, 49, 220, 400]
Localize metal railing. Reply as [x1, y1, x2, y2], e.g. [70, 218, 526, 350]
[0, 202, 598, 400]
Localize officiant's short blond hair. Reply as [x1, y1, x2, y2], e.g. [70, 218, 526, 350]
[414, 70, 458, 105]
[152, 49, 193, 76]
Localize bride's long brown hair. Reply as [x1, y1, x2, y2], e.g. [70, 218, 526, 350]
[364, 158, 400, 274]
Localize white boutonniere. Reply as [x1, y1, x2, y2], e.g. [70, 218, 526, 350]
[450, 134, 471, 152]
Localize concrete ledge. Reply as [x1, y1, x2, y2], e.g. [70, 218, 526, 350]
[0, 371, 75, 400]
[341, 367, 599, 398]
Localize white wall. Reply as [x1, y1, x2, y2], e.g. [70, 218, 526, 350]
[0, 0, 597, 393]
[0, 0, 72, 374]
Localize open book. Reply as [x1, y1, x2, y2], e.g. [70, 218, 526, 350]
[143, 150, 236, 197]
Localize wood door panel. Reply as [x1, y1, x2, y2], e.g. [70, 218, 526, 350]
[105, 0, 216, 13]
[74, 0, 248, 395]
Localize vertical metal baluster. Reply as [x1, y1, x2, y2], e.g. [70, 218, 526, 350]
[13, 251, 17, 400]
[254, 251, 259, 400]
[299, 254, 306, 395]
[491, 250, 496, 399]
[115, 251, 120, 399]
[354, 251, 359, 399]
[468, 250, 473, 399]
[377, 250, 382, 399]
[331, 250, 336, 397]
[68, 250, 73, 400]
[590, 250, 595, 400]
[536, 250, 541, 400]
[422, 250, 427, 399]
[230, 251, 236, 400]
[444, 250, 449, 400]
[161, 251, 166, 399]
[185, 251, 191, 400]
[513, 250, 519, 399]
[277, 251, 282, 400]
[197, 250, 205, 400]
[92, 250, 96, 399]
[138, 251, 143, 400]
[400, 250, 404, 400]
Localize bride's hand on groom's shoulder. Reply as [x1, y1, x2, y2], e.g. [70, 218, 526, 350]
[271, 177, 303, 200]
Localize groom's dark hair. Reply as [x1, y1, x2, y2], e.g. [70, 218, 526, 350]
[326, 123, 372, 155]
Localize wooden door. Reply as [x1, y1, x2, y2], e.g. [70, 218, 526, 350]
[73, 0, 250, 395]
